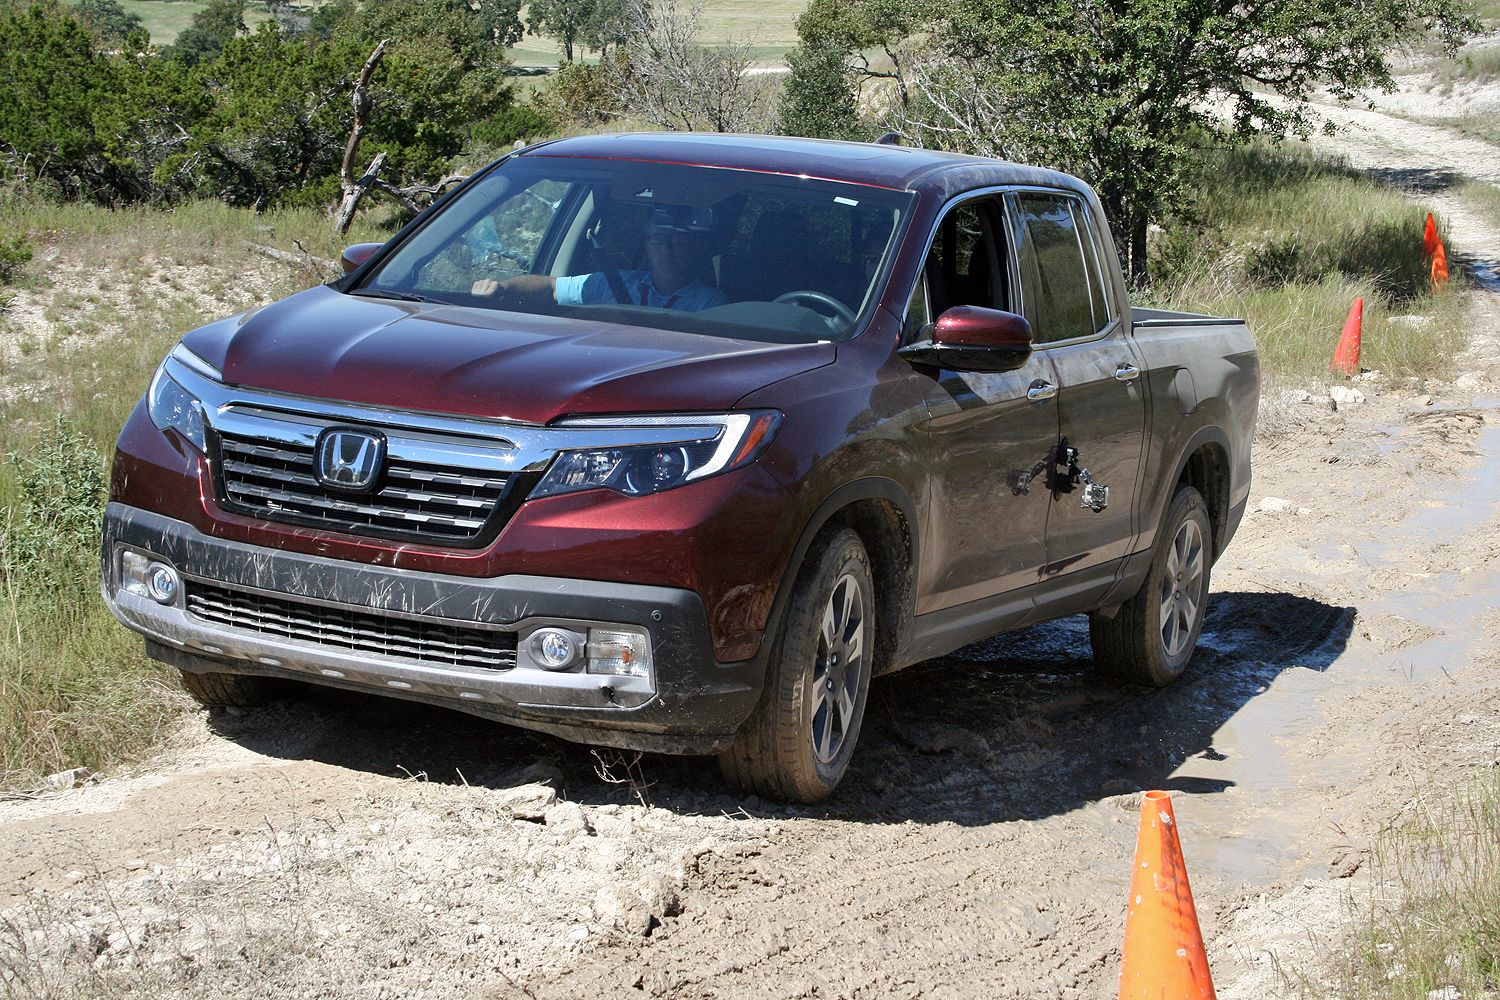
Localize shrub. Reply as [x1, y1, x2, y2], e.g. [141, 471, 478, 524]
[0, 233, 31, 284]
[4, 417, 106, 582]
[0, 419, 179, 788]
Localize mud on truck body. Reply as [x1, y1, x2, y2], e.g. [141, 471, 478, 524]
[103, 133, 1259, 802]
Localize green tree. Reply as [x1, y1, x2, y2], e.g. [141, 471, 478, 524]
[169, 0, 246, 66]
[0, 4, 116, 198]
[578, 0, 630, 54]
[777, 44, 866, 141]
[95, 41, 212, 201]
[792, 0, 1478, 285]
[525, 0, 631, 61]
[181, 26, 366, 207]
[319, 0, 522, 171]
[526, 0, 593, 61]
[71, 0, 142, 45]
[777, 0, 919, 139]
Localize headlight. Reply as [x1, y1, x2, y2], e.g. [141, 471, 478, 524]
[147, 364, 206, 451]
[531, 411, 781, 499]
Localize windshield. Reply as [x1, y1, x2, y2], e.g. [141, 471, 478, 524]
[360, 155, 914, 343]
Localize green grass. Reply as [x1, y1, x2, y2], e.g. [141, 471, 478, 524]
[127, 0, 808, 60]
[0, 197, 391, 788]
[121, 0, 275, 44]
[1287, 772, 1500, 998]
[1150, 142, 1462, 379]
[506, 0, 806, 67]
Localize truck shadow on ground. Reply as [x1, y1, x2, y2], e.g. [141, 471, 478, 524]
[213, 589, 1354, 826]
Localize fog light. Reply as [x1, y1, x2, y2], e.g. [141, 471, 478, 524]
[528, 628, 582, 671]
[146, 562, 179, 604]
[586, 629, 651, 679]
[120, 550, 151, 597]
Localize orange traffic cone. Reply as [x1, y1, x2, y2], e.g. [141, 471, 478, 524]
[1432, 240, 1449, 290]
[1423, 213, 1440, 258]
[1330, 297, 1363, 377]
[1118, 791, 1216, 1000]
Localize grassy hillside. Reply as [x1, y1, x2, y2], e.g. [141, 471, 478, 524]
[120, 0, 274, 42]
[0, 199, 390, 788]
[1150, 142, 1464, 380]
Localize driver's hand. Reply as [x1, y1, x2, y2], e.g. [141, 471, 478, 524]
[471, 278, 501, 297]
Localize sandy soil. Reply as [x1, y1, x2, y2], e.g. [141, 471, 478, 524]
[6, 96, 1500, 999]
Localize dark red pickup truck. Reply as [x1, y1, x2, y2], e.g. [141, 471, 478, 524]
[102, 133, 1258, 802]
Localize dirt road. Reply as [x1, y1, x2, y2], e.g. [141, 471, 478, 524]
[6, 105, 1500, 999]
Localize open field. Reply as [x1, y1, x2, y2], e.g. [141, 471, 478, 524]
[122, 0, 806, 63]
[119, 0, 273, 42]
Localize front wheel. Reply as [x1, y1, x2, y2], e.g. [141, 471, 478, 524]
[1089, 486, 1212, 686]
[178, 670, 276, 708]
[719, 527, 874, 803]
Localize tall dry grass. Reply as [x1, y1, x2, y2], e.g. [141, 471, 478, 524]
[1149, 143, 1463, 380]
[0, 197, 391, 788]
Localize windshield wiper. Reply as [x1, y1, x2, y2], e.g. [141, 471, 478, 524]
[347, 287, 447, 304]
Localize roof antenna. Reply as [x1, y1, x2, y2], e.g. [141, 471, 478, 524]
[874, 132, 903, 146]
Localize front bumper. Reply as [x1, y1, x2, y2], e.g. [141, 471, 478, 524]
[101, 503, 764, 754]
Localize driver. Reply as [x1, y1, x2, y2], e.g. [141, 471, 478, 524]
[471, 209, 727, 312]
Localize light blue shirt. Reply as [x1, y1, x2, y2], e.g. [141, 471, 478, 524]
[554, 270, 727, 312]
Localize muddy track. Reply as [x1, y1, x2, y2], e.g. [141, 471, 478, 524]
[6, 103, 1500, 999]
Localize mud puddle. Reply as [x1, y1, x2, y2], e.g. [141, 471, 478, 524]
[1178, 405, 1500, 889]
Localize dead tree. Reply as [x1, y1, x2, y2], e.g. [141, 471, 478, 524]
[332, 39, 469, 235]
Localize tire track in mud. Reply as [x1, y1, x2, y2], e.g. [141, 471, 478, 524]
[523, 585, 1379, 998]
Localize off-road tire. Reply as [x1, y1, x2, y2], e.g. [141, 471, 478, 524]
[1089, 485, 1212, 687]
[719, 527, 874, 804]
[177, 670, 275, 709]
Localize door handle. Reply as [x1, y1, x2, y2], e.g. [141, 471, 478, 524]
[1027, 380, 1057, 402]
[1114, 363, 1140, 382]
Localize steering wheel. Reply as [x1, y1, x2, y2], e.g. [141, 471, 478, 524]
[773, 290, 856, 327]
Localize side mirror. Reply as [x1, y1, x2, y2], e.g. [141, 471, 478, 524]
[341, 242, 383, 274]
[897, 305, 1034, 373]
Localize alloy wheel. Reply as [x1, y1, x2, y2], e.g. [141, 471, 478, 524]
[1158, 516, 1205, 660]
[810, 572, 867, 764]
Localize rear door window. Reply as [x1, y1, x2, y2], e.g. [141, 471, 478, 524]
[1010, 192, 1104, 344]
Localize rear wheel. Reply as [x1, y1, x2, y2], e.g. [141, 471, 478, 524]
[719, 527, 874, 803]
[1089, 486, 1211, 686]
[178, 670, 275, 709]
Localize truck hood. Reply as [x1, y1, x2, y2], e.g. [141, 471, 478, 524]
[181, 285, 835, 424]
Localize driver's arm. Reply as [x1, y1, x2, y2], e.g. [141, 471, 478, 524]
[470, 274, 556, 302]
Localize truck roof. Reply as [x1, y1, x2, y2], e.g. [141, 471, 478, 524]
[520, 132, 1091, 199]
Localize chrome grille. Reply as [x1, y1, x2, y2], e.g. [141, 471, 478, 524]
[215, 432, 511, 543]
[186, 581, 517, 671]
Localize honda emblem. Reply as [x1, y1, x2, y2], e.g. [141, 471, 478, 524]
[315, 428, 386, 491]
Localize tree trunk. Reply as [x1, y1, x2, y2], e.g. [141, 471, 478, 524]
[333, 151, 387, 234]
[332, 39, 388, 235]
[1130, 213, 1148, 290]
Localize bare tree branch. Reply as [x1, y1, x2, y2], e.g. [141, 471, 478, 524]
[332, 39, 389, 235]
[609, 0, 775, 133]
[331, 39, 470, 234]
